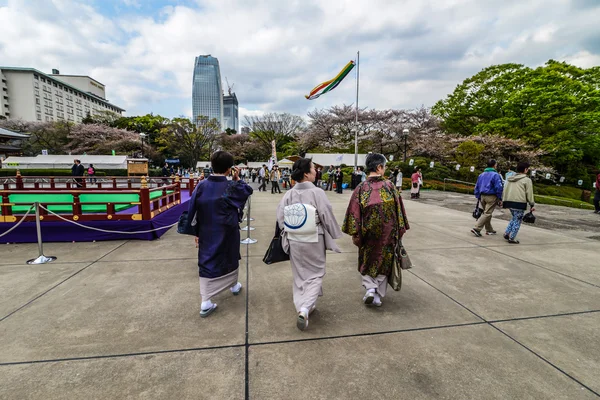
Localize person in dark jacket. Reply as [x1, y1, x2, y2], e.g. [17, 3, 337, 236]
[594, 172, 600, 214]
[71, 159, 84, 188]
[335, 167, 344, 193]
[471, 159, 504, 237]
[326, 165, 335, 191]
[502, 162, 535, 244]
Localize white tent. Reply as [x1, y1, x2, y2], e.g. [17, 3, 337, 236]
[2, 154, 128, 169]
[277, 158, 294, 168]
[195, 161, 212, 169]
[304, 153, 367, 167]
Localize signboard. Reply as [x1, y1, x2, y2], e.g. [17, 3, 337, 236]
[559, 177, 565, 183]
[470, 166, 475, 172]
[578, 180, 583, 186]
[41, 149, 48, 155]
[389, 155, 394, 161]
[429, 161, 435, 168]
[455, 164, 461, 171]
[545, 173, 551, 180]
[531, 170, 536, 176]
[335, 154, 343, 163]
[409, 159, 414, 166]
[165, 159, 180, 163]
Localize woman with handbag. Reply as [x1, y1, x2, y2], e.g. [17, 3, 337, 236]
[184, 151, 253, 318]
[276, 158, 343, 331]
[342, 153, 410, 307]
[410, 167, 422, 199]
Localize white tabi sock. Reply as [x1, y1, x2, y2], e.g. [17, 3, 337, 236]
[230, 282, 242, 293]
[201, 300, 214, 310]
[373, 293, 382, 305]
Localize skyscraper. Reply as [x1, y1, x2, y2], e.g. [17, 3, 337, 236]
[192, 55, 223, 128]
[223, 92, 239, 132]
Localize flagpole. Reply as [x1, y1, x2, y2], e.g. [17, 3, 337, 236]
[354, 51, 360, 171]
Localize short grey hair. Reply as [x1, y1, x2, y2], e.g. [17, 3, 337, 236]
[365, 153, 387, 173]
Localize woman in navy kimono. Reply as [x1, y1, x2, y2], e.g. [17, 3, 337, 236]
[185, 151, 253, 317]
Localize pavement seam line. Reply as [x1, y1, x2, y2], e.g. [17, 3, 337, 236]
[244, 239, 250, 400]
[0, 241, 131, 323]
[416, 223, 600, 289]
[489, 324, 600, 397]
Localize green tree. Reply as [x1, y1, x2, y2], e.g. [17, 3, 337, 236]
[432, 61, 600, 177]
[156, 117, 220, 168]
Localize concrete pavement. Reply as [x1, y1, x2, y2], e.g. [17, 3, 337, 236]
[1, 188, 599, 399]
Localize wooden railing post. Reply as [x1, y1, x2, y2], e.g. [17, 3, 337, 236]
[112, 177, 117, 189]
[1, 192, 12, 220]
[72, 193, 82, 216]
[16, 170, 24, 190]
[188, 177, 195, 196]
[50, 177, 56, 189]
[139, 176, 152, 220]
[174, 176, 181, 203]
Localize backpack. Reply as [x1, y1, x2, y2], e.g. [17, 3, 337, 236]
[88, 167, 94, 175]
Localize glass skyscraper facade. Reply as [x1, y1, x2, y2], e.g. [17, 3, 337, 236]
[192, 55, 223, 128]
[223, 93, 239, 132]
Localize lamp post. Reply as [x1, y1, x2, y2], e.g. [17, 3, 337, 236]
[402, 128, 409, 162]
[139, 132, 147, 158]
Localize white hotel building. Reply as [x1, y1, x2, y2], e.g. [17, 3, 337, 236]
[0, 67, 124, 123]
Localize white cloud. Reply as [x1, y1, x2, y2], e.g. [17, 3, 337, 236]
[0, 0, 599, 120]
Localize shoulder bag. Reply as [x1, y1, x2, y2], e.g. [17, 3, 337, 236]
[263, 222, 290, 264]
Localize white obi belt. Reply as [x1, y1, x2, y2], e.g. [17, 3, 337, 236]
[283, 203, 318, 243]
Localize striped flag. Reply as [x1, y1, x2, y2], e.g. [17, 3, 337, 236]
[305, 60, 355, 100]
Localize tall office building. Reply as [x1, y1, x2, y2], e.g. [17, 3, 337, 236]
[192, 55, 223, 129]
[223, 92, 239, 132]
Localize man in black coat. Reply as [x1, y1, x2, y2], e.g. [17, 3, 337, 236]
[71, 159, 84, 187]
[335, 167, 344, 193]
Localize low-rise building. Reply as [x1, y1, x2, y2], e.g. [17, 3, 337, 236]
[0, 67, 125, 124]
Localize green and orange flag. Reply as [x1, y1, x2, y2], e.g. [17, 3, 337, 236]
[305, 60, 355, 100]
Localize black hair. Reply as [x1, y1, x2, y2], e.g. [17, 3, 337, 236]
[210, 151, 234, 174]
[291, 158, 313, 181]
[516, 162, 530, 173]
[487, 159, 497, 168]
[365, 153, 387, 173]
[358, 166, 364, 172]
[414, 166, 421, 171]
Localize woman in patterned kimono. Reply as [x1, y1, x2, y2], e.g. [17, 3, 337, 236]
[185, 151, 253, 318]
[276, 158, 343, 331]
[342, 153, 409, 306]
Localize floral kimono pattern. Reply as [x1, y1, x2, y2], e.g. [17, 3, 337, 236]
[342, 176, 409, 278]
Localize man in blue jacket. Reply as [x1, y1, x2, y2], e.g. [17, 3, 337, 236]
[471, 159, 504, 237]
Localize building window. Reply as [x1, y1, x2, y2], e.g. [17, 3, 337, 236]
[36, 106, 41, 112]
[36, 98, 40, 105]
[41, 78, 46, 83]
[37, 113, 42, 120]
[34, 82, 39, 88]
[34, 74, 39, 80]
[35, 90, 39, 96]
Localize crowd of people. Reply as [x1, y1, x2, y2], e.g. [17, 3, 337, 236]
[182, 151, 598, 330]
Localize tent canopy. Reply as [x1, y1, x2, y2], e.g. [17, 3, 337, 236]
[2, 154, 128, 169]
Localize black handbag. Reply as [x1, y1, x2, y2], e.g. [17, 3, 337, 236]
[177, 211, 197, 235]
[472, 200, 483, 219]
[263, 222, 289, 264]
[523, 211, 536, 224]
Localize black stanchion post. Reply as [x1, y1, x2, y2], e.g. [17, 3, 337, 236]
[26, 202, 57, 265]
[240, 195, 257, 244]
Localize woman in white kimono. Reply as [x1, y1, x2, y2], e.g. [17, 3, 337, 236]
[277, 158, 343, 331]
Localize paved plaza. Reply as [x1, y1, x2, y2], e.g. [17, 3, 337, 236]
[1, 188, 599, 399]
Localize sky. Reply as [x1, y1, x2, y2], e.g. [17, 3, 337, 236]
[1, 0, 599, 124]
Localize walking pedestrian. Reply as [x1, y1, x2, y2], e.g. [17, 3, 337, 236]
[258, 165, 268, 192]
[342, 153, 410, 307]
[315, 167, 323, 187]
[410, 167, 422, 199]
[270, 165, 282, 194]
[71, 159, 84, 187]
[276, 158, 342, 330]
[326, 165, 335, 191]
[251, 168, 257, 183]
[394, 167, 403, 192]
[87, 164, 96, 184]
[594, 171, 600, 214]
[471, 159, 504, 237]
[502, 162, 535, 244]
[335, 167, 344, 193]
[183, 151, 253, 318]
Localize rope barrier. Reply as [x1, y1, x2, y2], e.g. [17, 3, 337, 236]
[39, 205, 178, 234]
[0, 206, 35, 238]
